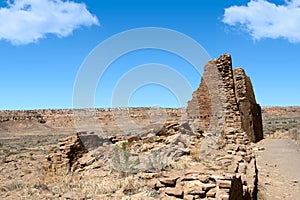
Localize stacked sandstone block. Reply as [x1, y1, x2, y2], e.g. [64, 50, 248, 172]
[187, 54, 263, 143]
[46, 133, 88, 173]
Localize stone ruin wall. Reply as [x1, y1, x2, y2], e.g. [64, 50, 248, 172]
[186, 78, 211, 132]
[233, 68, 263, 142]
[214, 54, 242, 132]
[187, 54, 242, 135]
[187, 54, 263, 143]
[0, 54, 263, 200]
[185, 54, 263, 199]
[0, 53, 263, 143]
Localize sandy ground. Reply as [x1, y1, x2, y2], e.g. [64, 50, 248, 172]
[255, 139, 300, 200]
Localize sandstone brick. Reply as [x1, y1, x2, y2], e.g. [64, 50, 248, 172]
[218, 180, 232, 188]
[233, 68, 263, 142]
[165, 187, 184, 198]
[46, 133, 88, 172]
[201, 183, 216, 191]
[206, 188, 216, 197]
[187, 54, 263, 145]
[127, 135, 140, 144]
[183, 194, 195, 200]
[186, 187, 206, 197]
[160, 177, 179, 187]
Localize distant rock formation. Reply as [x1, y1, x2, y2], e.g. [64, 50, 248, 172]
[187, 54, 263, 143]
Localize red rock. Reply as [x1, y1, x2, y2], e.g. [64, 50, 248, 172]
[186, 186, 205, 197]
[160, 177, 179, 187]
[183, 194, 195, 200]
[201, 183, 216, 191]
[127, 135, 140, 144]
[165, 187, 183, 198]
[206, 188, 216, 197]
[147, 179, 164, 189]
[218, 180, 232, 188]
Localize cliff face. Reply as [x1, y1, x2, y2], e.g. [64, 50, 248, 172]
[187, 54, 263, 142]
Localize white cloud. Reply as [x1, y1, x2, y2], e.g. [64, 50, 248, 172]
[0, 0, 99, 45]
[223, 0, 300, 43]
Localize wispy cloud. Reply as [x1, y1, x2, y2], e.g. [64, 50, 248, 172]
[222, 0, 300, 43]
[0, 0, 99, 45]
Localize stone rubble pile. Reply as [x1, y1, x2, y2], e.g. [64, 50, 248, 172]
[140, 129, 257, 200]
[46, 133, 90, 172]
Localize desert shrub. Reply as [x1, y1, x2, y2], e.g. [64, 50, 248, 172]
[112, 142, 140, 177]
[291, 129, 298, 141]
[216, 130, 226, 150]
[146, 150, 169, 172]
[170, 155, 190, 170]
[1, 149, 14, 163]
[5, 180, 23, 191]
[257, 183, 266, 200]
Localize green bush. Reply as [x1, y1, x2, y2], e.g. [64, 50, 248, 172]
[112, 142, 140, 177]
[216, 130, 226, 150]
[146, 150, 169, 172]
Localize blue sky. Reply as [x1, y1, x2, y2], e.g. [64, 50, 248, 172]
[0, 0, 299, 110]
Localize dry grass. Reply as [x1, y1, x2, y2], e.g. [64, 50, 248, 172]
[25, 166, 144, 199]
[189, 140, 202, 162]
[1, 180, 23, 192]
[257, 183, 266, 200]
[170, 155, 191, 170]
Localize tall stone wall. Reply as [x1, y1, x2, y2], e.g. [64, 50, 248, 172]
[187, 54, 242, 133]
[186, 78, 212, 132]
[233, 68, 263, 142]
[187, 54, 263, 143]
[213, 54, 242, 132]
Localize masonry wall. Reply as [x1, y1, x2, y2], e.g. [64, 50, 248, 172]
[187, 54, 242, 133]
[187, 54, 263, 142]
[186, 78, 212, 132]
[233, 68, 264, 142]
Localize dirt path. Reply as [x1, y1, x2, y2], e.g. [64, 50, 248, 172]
[254, 139, 300, 199]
